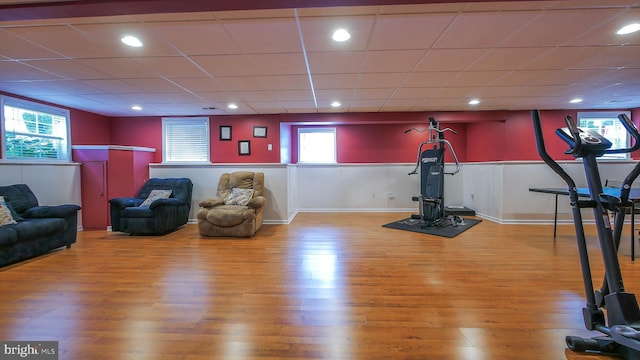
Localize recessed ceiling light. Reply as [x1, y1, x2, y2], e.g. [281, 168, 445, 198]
[331, 101, 341, 107]
[121, 35, 143, 47]
[468, 99, 480, 105]
[617, 23, 640, 35]
[228, 103, 238, 109]
[332, 29, 351, 42]
[131, 105, 142, 111]
[570, 98, 583, 104]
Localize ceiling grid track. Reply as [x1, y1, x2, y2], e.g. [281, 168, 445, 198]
[294, 8, 319, 111]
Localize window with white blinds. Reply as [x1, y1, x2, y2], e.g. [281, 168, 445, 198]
[1, 95, 71, 161]
[162, 117, 210, 163]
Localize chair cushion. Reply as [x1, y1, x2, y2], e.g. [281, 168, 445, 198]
[205, 205, 252, 227]
[225, 188, 254, 206]
[0, 196, 17, 226]
[121, 207, 154, 218]
[140, 189, 172, 207]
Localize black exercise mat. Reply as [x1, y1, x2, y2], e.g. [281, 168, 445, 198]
[382, 217, 482, 238]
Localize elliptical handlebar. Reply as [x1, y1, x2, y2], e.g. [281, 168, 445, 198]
[607, 114, 640, 154]
[531, 109, 577, 189]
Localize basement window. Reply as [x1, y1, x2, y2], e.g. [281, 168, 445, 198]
[578, 111, 632, 160]
[162, 117, 210, 163]
[298, 127, 336, 163]
[1, 96, 71, 161]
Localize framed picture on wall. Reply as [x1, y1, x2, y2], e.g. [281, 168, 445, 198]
[253, 126, 267, 138]
[220, 126, 232, 141]
[238, 140, 251, 155]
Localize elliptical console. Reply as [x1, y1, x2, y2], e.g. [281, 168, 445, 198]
[531, 109, 640, 358]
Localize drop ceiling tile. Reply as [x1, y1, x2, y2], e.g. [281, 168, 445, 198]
[247, 53, 307, 75]
[468, 47, 551, 71]
[170, 77, 227, 92]
[216, 76, 268, 91]
[430, 86, 485, 98]
[306, 51, 366, 74]
[245, 101, 287, 113]
[22, 59, 111, 79]
[145, 20, 240, 56]
[572, 45, 640, 69]
[6, 24, 121, 59]
[446, 71, 510, 87]
[401, 71, 459, 87]
[195, 91, 239, 102]
[569, 9, 638, 46]
[501, 8, 623, 48]
[78, 58, 158, 78]
[191, 54, 258, 76]
[433, 11, 539, 49]
[298, 16, 375, 52]
[348, 99, 385, 111]
[315, 89, 354, 101]
[279, 100, 317, 112]
[368, 13, 454, 50]
[0, 60, 61, 81]
[356, 73, 406, 88]
[272, 89, 314, 101]
[122, 78, 187, 93]
[131, 56, 210, 78]
[415, 49, 491, 72]
[233, 90, 277, 102]
[351, 88, 396, 100]
[74, 22, 182, 57]
[522, 46, 614, 70]
[79, 79, 144, 93]
[491, 70, 552, 87]
[361, 50, 425, 73]
[391, 87, 438, 99]
[223, 17, 302, 54]
[312, 74, 359, 89]
[261, 75, 310, 90]
[380, 98, 425, 111]
[0, 29, 63, 59]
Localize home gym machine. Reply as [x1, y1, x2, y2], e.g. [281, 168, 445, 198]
[531, 109, 640, 358]
[407, 117, 461, 227]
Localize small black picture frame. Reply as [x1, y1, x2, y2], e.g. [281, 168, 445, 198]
[238, 140, 251, 155]
[253, 126, 267, 138]
[220, 126, 232, 141]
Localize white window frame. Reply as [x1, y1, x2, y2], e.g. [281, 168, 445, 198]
[578, 111, 632, 160]
[298, 127, 337, 164]
[1, 95, 71, 162]
[162, 117, 210, 164]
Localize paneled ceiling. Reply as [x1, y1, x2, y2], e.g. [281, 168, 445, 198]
[0, 0, 639, 117]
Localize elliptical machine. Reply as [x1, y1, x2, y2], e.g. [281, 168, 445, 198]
[407, 117, 460, 227]
[531, 109, 640, 358]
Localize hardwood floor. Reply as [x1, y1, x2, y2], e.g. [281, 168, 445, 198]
[1, 212, 639, 359]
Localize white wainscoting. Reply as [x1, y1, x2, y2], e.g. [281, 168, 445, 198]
[0, 161, 82, 228]
[4, 160, 637, 227]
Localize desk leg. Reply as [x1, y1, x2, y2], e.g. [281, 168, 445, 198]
[554, 194, 558, 238]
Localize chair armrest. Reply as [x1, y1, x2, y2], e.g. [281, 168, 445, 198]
[199, 198, 225, 209]
[148, 198, 187, 209]
[23, 204, 81, 218]
[109, 198, 142, 208]
[248, 196, 266, 209]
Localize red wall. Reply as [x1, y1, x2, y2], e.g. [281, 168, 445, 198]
[211, 115, 281, 163]
[70, 109, 110, 145]
[4, 92, 639, 164]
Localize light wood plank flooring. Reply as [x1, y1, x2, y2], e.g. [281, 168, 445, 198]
[1, 212, 639, 359]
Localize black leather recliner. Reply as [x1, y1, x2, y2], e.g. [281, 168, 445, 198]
[109, 178, 193, 235]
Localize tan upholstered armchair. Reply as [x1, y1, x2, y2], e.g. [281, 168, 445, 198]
[197, 171, 266, 237]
